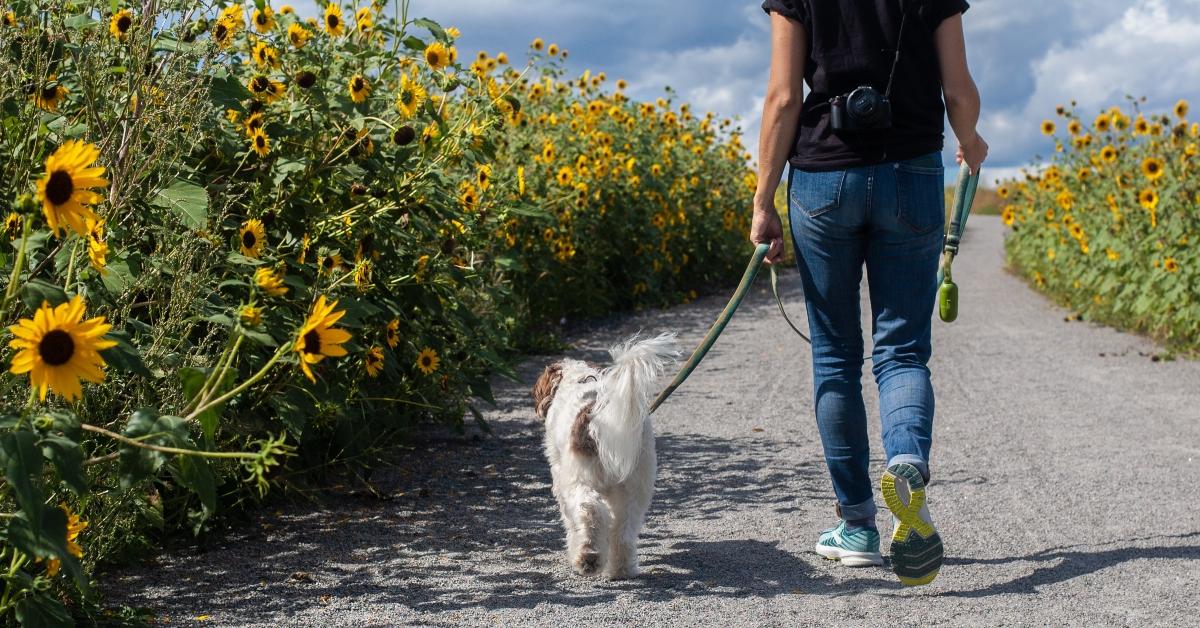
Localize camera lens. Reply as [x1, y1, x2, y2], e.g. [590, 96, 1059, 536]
[848, 87, 883, 125]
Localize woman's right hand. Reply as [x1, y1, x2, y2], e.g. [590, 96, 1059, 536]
[957, 133, 988, 175]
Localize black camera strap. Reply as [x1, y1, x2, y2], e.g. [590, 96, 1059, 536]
[884, 8, 910, 99]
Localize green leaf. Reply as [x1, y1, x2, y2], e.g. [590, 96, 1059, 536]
[40, 436, 87, 495]
[118, 410, 191, 489]
[210, 68, 252, 110]
[100, 258, 135, 294]
[174, 455, 217, 522]
[63, 13, 96, 30]
[179, 367, 234, 445]
[401, 35, 427, 51]
[19, 279, 68, 310]
[2, 430, 45, 519]
[15, 593, 73, 628]
[152, 178, 209, 229]
[414, 17, 446, 40]
[100, 330, 151, 378]
[7, 506, 87, 591]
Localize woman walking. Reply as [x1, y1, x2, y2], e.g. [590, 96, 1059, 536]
[750, 0, 987, 586]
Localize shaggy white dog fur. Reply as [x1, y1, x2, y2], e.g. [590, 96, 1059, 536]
[531, 333, 679, 579]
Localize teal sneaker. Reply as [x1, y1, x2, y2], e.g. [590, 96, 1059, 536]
[881, 463, 944, 586]
[815, 521, 883, 567]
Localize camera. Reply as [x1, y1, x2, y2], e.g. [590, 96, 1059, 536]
[830, 86, 893, 133]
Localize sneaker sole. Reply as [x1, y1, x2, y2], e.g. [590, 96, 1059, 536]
[881, 463, 943, 587]
[814, 543, 883, 567]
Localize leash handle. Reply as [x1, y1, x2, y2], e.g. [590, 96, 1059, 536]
[649, 244, 769, 414]
[937, 164, 980, 322]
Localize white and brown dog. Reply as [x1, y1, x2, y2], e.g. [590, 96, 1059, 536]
[531, 333, 679, 579]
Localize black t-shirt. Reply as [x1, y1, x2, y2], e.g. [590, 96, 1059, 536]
[761, 0, 969, 171]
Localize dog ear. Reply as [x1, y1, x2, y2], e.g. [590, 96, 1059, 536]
[531, 363, 563, 420]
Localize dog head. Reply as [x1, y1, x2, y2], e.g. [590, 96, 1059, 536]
[531, 362, 563, 420]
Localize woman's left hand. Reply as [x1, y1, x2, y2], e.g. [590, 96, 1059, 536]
[749, 206, 785, 265]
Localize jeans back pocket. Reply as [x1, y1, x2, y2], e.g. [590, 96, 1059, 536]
[895, 158, 945, 234]
[789, 169, 847, 218]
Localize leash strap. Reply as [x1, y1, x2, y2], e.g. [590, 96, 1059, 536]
[649, 244, 769, 414]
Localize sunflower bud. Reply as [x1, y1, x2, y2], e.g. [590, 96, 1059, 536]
[296, 70, 317, 89]
[14, 193, 36, 215]
[350, 183, 367, 196]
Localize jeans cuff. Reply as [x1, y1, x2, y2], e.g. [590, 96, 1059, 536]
[838, 496, 878, 521]
[888, 454, 930, 483]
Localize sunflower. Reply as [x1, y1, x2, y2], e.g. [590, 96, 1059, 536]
[4, 212, 22, 239]
[318, 252, 343, 275]
[348, 74, 371, 103]
[517, 166, 526, 196]
[547, 43, 559, 56]
[33, 76, 69, 112]
[1134, 115, 1150, 135]
[1067, 120, 1082, 136]
[1093, 114, 1110, 133]
[395, 72, 426, 118]
[354, 260, 372, 292]
[37, 141, 108, 238]
[364, 345, 384, 377]
[249, 128, 270, 157]
[416, 347, 440, 375]
[240, 304, 263, 327]
[288, 23, 311, 48]
[385, 318, 400, 348]
[459, 182, 479, 211]
[9, 295, 116, 401]
[323, 3, 344, 36]
[109, 9, 133, 40]
[541, 141, 555, 163]
[1138, 188, 1159, 211]
[1001, 205, 1016, 227]
[1175, 99, 1190, 120]
[355, 6, 372, 32]
[247, 75, 286, 103]
[1069, 223, 1085, 240]
[251, 41, 278, 68]
[556, 167, 573, 186]
[3, 11, 16, 26]
[1105, 247, 1120, 262]
[43, 503, 87, 577]
[220, 4, 245, 29]
[425, 41, 450, 70]
[212, 19, 235, 48]
[252, 6, 274, 33]
[238, 219, 266, 257]
[1141, 156, 1165, 181]
[86, 218, 107, 273]
[476, 164, 492, 191]
[1100, 145, 1118, 164]
[531, 37, 544, 51]
[1163, 257, 1180, 273]
[294, 295, 351, 382]
[1039, 119, 1056, 136]
[255, 267, 288, 296]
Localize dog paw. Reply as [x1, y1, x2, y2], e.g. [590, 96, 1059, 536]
[604, 565, 640, 581]
[573, 551, 601, 576]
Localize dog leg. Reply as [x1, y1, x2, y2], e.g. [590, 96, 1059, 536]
[566, 485, 609, 576]
[606, 448, 655, 580]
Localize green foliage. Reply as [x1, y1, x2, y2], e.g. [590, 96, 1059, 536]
[1000, 100, 1199, 353]
[0, 1, 757, 623]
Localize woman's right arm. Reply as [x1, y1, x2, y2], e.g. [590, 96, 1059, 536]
[934, 13, 988, 173]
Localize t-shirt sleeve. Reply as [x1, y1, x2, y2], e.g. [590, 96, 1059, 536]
[928, 0, 969, 26]
[762, 0, 806, 24]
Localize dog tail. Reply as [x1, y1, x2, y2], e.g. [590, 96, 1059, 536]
[593, 333, 679, 482]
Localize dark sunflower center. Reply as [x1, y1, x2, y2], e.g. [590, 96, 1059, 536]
[40, 85, 59, 101]
[256, 135, 266, 148]
[353, 77, 364, 91]
[421, 356, 431, 367]
[400, 90, 413, 105]
[38, 329, 75, 366]
[251, 76, 269, 92]
[242, 230, 257, 248]
[323, 257, 334, 269]
[428, 52, 440, 65]
[1149, 163, 1159, 173]
[328, 15, 339, 27]
[45, 170, 74, 206]
[117, 15, 131, 31]
[302, 329, 322, 354]
[256, 14, 267, 25]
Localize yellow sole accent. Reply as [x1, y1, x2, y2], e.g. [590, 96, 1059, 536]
[881, 471, 935, 541]
[898, 570, 939, 587]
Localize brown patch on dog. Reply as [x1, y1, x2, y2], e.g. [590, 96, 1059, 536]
[532, 363, 563, 420]
[570, 401, 598, 456]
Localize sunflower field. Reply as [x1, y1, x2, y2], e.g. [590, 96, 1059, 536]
[0, 0, 753, 623]
[999, 100, 1199, 353]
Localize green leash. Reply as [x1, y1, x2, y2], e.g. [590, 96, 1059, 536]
[649, 164, 980, 414]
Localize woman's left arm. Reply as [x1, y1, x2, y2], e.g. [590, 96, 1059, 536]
[750, 12, 808, 264]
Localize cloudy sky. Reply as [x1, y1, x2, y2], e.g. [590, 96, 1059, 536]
[368, 0, 1200, 185]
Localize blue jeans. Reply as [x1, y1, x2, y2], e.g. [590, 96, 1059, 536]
[786, 152, 944, 522]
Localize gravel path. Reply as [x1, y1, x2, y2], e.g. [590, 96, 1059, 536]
[105, 217, 1200, 627]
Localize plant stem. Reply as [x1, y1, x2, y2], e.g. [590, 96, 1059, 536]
[1, 216, 33, 315]
[186, 342, 292, 421]
[80, 423, 259, 460]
